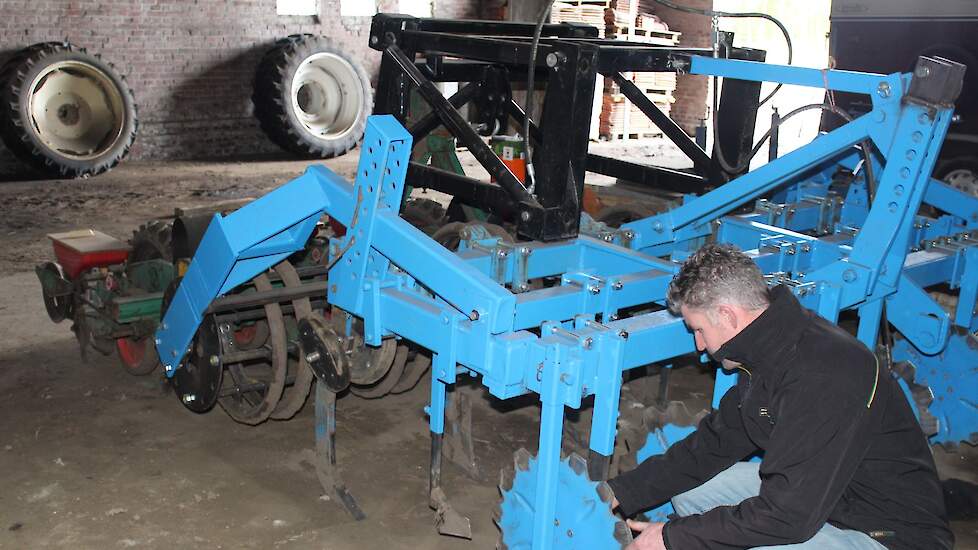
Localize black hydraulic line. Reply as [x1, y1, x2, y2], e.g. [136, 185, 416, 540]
[504, 99, 544, 147]
[611, 72, 712, 175]
[383, 44, 541, 210]
[407, 81, 481, 141]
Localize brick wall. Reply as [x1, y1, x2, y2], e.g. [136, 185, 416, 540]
[654, 0, 712, 135]
[0, 0, 480, 179]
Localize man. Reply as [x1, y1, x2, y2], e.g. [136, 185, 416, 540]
[607, 244, 952, 549]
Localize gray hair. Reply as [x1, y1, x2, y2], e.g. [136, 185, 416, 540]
[666, 244, 770, 315]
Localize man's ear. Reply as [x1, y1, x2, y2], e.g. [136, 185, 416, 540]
[716, 304, 739, 330]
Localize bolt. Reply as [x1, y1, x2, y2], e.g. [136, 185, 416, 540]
[618, 330, 629, 339]
[876, 82, 891, 98]
[209, 355, 219, 367]
[653, 221, 664, 233]
[915, 65, 931, 78]
[612, 281, 623, 291]
[567, 529, 574, 538]
[497, 249, 508, 258]
[521, 211, 531, 222]
[518, 283, 529, 291]
[545, 52, 560, 67]
[582, 337, 593, 349]
[161, 322, 168, 330]
[801, 244, 811, 253]
[588, 285, 600, 295]
[165, 364, 173, 372]
[623, 230, 635, 239]
[370, 35, 379, 45]
[608, 314, 619, 321]
[842, 268, 857, 283]
[182, 394, 196, 404]
[520, 247, 530, 255]
[554, 519, 560, 527]
[469, 310, 480, 321]
[305, 351, 321, 363]
[154, 337, 161, 346]
[603, 234, 614, 242]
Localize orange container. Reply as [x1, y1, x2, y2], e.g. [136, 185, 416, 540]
[490, 135, 527, 183]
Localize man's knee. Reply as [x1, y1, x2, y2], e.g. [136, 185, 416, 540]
[672, 462, 761, 516]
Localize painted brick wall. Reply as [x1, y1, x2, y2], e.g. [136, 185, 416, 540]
[0, 0, 479, 179]
[654, 0, 712, 135]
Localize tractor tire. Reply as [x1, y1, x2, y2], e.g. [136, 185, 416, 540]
[253, 35, 372, 159]
[129, 220, 173, 263]
[0, 42, 138, 178]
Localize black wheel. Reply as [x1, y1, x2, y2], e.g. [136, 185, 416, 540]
[0, 42, 137, 178]
[162, 277, 223, 413]
[596, 205, 654, 228]
[36, 261, 72, 323]
[217, 272, 289, 425]
[253, 35, 372, 159]
[401, 197, 446, 234]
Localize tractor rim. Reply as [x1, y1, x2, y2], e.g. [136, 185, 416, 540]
[944, 167, 978, 197]
[28, 60, 126, 160]
[290, 52, 363, 141]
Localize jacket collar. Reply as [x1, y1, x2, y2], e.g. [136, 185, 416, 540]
[712, 285, 810, 376]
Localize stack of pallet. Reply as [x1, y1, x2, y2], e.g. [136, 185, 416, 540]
[551, 0, 680, 140]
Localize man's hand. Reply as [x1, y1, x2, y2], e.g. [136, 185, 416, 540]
[625, 520, 667, 550]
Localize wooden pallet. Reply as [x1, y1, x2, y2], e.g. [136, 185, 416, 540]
[607, 26, 681, 45]
[608, 131, 665, 140]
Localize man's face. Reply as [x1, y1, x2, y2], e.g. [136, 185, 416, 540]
[680, 305, 738, 358]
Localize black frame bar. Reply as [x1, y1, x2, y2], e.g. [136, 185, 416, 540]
[369, 13, 763, 241]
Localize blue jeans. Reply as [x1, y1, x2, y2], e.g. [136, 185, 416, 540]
[671, 463, 887, 549]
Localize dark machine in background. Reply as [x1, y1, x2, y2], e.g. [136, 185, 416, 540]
[826, 0, 978, 191]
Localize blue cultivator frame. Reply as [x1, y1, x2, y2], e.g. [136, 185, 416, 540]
[156, 54, 973, 549]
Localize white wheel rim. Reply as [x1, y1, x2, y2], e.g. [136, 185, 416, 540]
[28, 61, 126, 160]
[290, 52, 364, 141]
[943, 167, 978, 197]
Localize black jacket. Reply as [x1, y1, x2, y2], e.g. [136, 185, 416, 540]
[608, 286, 953, 549]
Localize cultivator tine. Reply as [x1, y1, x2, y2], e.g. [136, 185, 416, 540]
[314, 380, 365, 521]
[444, 389, 480, 480]
[430, 486, 472, 539]
[428, 431, 472, 539]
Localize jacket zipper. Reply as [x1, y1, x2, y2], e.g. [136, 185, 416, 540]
[736, 365, 752, 409]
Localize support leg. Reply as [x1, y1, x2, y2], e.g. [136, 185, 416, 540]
[531, 355, 566, 550]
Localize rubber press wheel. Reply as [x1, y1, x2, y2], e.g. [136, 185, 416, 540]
[0, 41, 137, 177]
[253, 35, 372, 159]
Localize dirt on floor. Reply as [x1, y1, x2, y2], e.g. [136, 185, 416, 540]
[0, 146, 976, 549]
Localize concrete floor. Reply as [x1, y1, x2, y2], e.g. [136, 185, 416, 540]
[1, 145, 976, 548]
